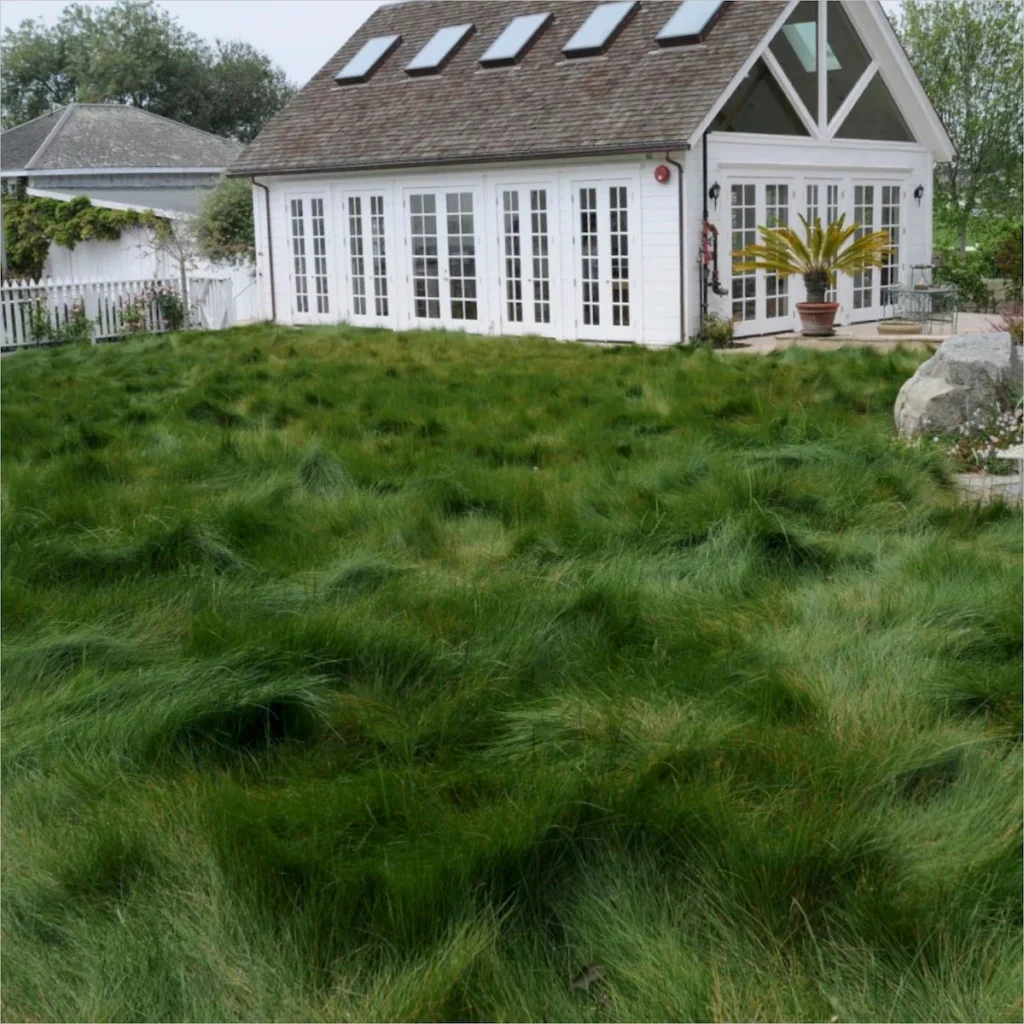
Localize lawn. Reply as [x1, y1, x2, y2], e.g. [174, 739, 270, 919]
[1, 325, 1020, 1023]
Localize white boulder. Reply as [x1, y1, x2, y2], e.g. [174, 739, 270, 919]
[894, 332, 1023, 437]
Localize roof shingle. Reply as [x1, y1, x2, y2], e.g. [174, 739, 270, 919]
[230, 0, 786, 177]
[2, 104, 242, 173]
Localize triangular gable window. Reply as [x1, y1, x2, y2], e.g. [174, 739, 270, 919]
[835, 72, 913, 142]
[711, 59, 810, 135]
[710, 1, 919, 144]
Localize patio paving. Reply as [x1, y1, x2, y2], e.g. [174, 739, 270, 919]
[725, 312, 999, 354]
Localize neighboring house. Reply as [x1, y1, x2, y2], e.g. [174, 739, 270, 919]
[1, 103, 241, 279]
[231, 0, 953, 344]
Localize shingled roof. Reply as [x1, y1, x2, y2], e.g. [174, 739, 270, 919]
[230, 0, 787, 177]
[1, 103, 242, 173]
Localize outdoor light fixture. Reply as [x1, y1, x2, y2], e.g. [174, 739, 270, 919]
[913, 184, 925, 203]
[708, 181, 721, 208]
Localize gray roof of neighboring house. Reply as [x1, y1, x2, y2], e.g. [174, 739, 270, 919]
[230, 0, 786, 177]
[28, 185, 213, 217]
[1, 103, 242, 173]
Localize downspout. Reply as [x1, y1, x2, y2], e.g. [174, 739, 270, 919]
[701, 131, 709, 332]
[664, 152, 685, 344]
[250, 177, 276, 322]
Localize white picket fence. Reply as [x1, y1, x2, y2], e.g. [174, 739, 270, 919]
[0, 275, 235, 350]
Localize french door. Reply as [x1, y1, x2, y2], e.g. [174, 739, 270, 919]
[728, 180, 795, 336]
[497, 185, 558, 337]
[804, 181, 841, 303]
[405, 189, 481, 329]
[572, 180, 636, 343]
[848, 183, 902, 322]
[341, 192, 395, 327]
[286, 194, 333, 323]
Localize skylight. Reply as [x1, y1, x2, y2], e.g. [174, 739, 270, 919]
[406, 23, 475, 75]
[480, 12, 552, 66]
[656, 0, 724, 46]
[781, 22, 841, 73]
[563, 1, 637, 58]
[335, 35, 401, 84]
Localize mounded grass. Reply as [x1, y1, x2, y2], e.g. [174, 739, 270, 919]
[2, 325, 1020, 1022]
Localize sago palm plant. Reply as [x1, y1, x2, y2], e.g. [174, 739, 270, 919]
[734, 215, 892, 303]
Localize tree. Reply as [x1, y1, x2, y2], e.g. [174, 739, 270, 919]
[193, 177, 255, 265]
[1, 0, 295, 142]
[893, 0, 1024, 251]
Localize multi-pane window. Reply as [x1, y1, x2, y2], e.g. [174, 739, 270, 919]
[530, 189, 551, 324]
[369, 196, 389, 318]
[806, 184, 838, 302]
[609, 185, 630, 327]
[347, 197, 367, 316]
[806, 183, 819, 226]
[289, 199, 309, 314]
[853, 185, 874, 309]
[446, 192, 477, 321]
[579, 187, 599, 326]
[502, 190, 523, 323]
[310, 198, 329, 315]
[765, 183, 789, 319]
[825, 185, 839, 301]
[410, 194, 441, 319]
[731, 183, 756, 323]
[880, 185, 900, 306]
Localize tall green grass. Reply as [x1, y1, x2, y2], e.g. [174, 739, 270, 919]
[2, 325, 1020, 1022]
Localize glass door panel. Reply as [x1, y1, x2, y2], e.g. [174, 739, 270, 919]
[573, 180, 635, 342]
[498, 185, 557, 336]
[407, 189, 482, 328]
[343, 192, 393, 326]
[409, 193, 441, 321]
[286, 194, 332, 323]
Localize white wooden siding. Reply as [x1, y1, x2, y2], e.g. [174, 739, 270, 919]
[692, 133, 934, 338]
[252, 155, 683, 347]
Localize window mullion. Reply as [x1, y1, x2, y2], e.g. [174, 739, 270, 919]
[826, 60, 879, 138]
[817, 0, 827, 132]
[762, 47, 820, 138]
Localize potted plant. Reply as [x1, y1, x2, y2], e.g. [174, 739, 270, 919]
[734, 215, 892, 337]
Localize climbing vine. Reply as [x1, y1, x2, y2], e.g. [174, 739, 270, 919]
[2, 190, 167, 281]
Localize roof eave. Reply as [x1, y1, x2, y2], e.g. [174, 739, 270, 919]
[228, 140, 692, 179]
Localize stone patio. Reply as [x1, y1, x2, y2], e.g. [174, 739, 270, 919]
[725, 312, 999, 355]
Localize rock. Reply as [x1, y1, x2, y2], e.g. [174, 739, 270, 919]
[894, 332, 1023, 437]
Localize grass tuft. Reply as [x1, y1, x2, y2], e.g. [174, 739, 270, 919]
[1, 326, 1019, 1022]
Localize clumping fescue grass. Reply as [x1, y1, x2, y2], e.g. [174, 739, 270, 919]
[2, 324, 1021, 1023]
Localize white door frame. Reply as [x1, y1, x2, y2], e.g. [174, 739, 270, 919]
[338, 187, 398, 329]
[283, 190, 335, 325]
[569, 176, 640, 343]
[402, 185, 485, 332]
[494, 181, 561, 338]
[725, 176, 797, 337]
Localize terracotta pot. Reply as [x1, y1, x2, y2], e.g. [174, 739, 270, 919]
[796, 301, 839, 337]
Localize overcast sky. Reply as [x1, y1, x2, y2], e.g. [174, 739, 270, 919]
[1, 0, 904, 90]
[0, 0, 388, 86]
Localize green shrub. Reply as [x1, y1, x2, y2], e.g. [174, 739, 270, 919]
[696, 312, 735, 347]
[993, 225, 1023, 304]
[933, 248, 996, 311]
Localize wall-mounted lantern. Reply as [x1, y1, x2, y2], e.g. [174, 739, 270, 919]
[913, 184, 925, 204]
[708, 181, 721, 209]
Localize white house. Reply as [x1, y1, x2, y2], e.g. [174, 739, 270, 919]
[231, 0, 953, 344]
[1, 103, 242, 279]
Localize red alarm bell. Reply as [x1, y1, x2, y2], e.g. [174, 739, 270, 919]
[654, 164, 671, 184]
